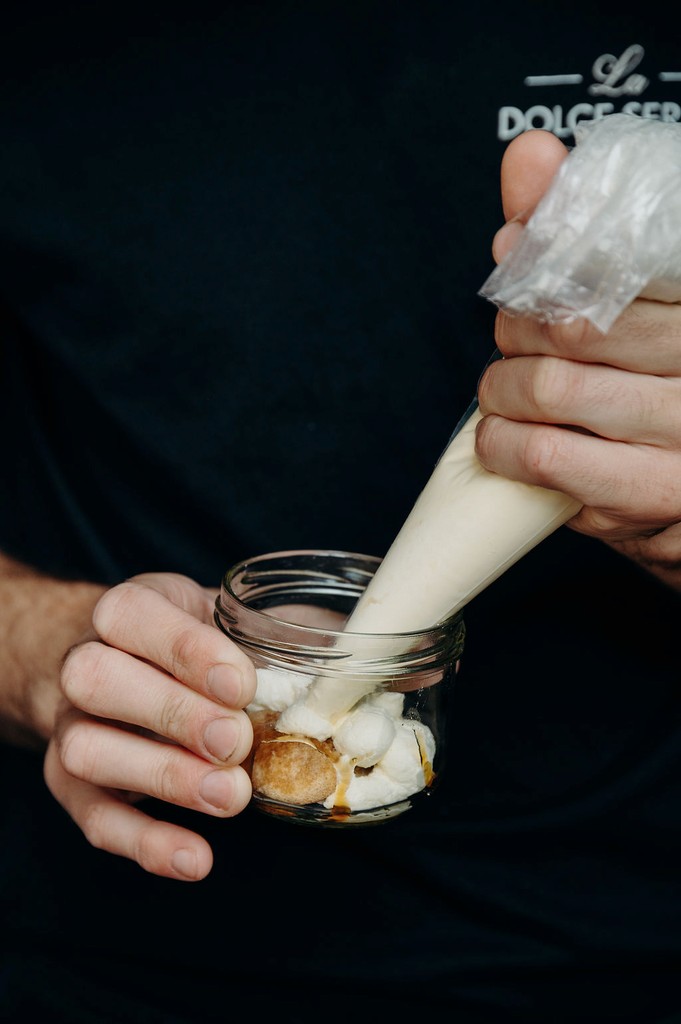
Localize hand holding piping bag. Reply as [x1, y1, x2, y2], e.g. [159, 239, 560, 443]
[476, 124, 681, 593]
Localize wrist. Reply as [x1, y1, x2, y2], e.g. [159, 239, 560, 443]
[0, 553, 107, 748]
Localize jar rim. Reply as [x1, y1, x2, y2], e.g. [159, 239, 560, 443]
[214, 549, 465, 671]
[218, 548, 463, 638]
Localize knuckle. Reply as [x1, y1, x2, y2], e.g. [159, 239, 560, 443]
[61, 641, 107, 708]
[632, 383, 661, 431]
[79, 800, 110, 851]
[531, 357, 580, 419]
[92, 580, 143, 641]
[151, 748, 189, 805]
[168, 625, 205, 679]
[494, 310, 520, 354]
[583, 508, 628, 540]
[521, 427, 568, 487]
[132, 824, 164, 874]
[543, 316, 597, 355]
[474, 412, 501, 462]
[157, 691, 195, 742]
[59, 719, 98, 780]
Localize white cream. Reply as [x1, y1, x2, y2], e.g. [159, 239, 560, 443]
[322, 719, 435, 811]
[345, 406, 580, 635]
[249, 668, 436, 812]
[380, 719, 436, 785]
[247, 666, 312, 713]
[333, 706, 396, 767]
[275, 699, 333, 742]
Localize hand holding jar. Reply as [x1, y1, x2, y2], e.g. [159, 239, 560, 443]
[44, 572, 257, 881]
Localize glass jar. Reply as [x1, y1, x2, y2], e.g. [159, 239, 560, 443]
[214, 550, 465, 827]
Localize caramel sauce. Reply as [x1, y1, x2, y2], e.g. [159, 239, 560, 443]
[328, 756, 355, 820]
[415, 730, 436, 787]
[250, 707, 436, 816]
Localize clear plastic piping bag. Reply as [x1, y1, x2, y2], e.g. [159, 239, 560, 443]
[479, 113, 681, 333]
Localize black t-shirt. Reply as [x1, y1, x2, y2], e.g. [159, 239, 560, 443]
[1, 4, 680, 1022]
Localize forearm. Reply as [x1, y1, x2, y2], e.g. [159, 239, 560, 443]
[0, 551, 106, 749]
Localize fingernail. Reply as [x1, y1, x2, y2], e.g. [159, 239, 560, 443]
[206, 663, 242, 706]
[203, 718, 240, 761]
[199, 769, 232, 809]
[171, 847, 200, 880]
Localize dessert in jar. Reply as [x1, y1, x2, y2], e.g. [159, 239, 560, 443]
[214, 550, 465, 826]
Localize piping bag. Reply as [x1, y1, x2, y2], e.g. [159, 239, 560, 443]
[304, 113, 681, 718]
[478, 113, 681, 332]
